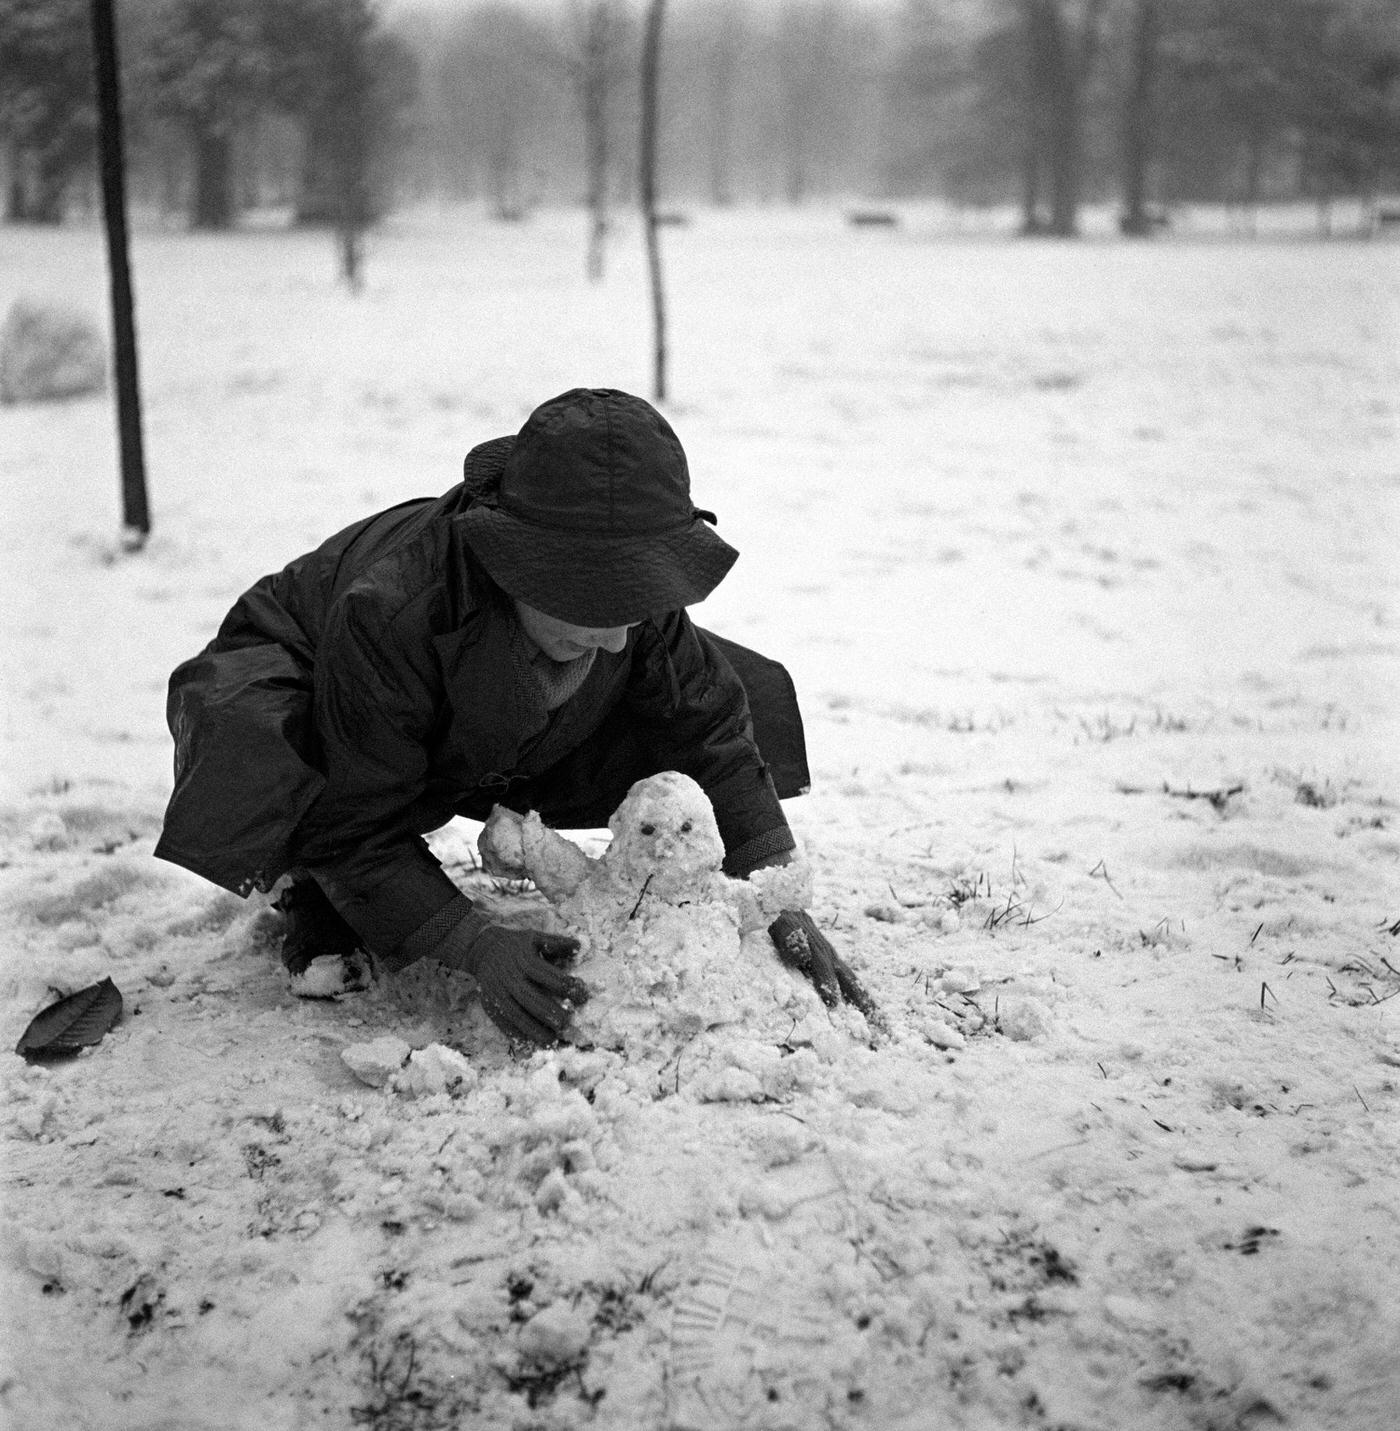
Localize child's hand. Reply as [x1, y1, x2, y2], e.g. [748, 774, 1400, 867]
[768, 910, 883, 1032]
[438, 915, 588, 1046]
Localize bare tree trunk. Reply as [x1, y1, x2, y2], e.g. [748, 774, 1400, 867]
[776, 0, 843, 207]
[332, 98, 372, 294]
[784, 148, 807, 205]
[706, 9, 741, 207]
[1042, 3, 1078, 235]
[296, 112, 337, 224]
[1241, 128, 1264, 237]
[35, 137, 83, 223]
[89, 0, 150, 549]
[585, 83, 609, 281]
[339, 226, 364, 292]
[577, 1, 618, 284]
[1020, 0, 1054, 234]
[639, 0, 668, 402]
[1315, 193, 1332, 239]
[1119, 0, 1159, 235]
[489, 127, 523, 219]
[160, 130, 183, 222]
[6, 127, 92, 225]
[191, 127, 234, 230]
[28, 172, 69, 224]
[4, 138, 25, 222]
[1058, 0, 1106, 236]
[1020, 137, 1047, 233]
[1021, 0, 1106, 239]
[2, 139, 13, 219]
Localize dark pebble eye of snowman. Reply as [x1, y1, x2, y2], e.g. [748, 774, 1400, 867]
[640, 823, 656, 836]
[680, 821, 692, 833]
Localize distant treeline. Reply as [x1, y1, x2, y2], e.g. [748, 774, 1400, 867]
[1, 0, 415, 230]
[3, 0, 1398, 237]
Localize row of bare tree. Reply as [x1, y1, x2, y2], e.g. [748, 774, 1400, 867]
[407, 0, 1400, 236]
[3, 0, 1398, 248]
[406, 0, 886, 223]
[898, 0, 1400, 235]
[1, 0, 414, 283]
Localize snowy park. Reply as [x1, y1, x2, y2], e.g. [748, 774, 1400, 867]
[1, 202, 1398, 1429]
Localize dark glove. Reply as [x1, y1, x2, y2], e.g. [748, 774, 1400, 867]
[768, 910, 881, 1025]
[439, 914, 588, 1047]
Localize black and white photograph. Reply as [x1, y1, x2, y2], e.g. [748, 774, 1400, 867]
[2, 0, 1398, 1426]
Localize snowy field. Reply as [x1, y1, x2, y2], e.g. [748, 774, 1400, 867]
[1, 205, 1398, 1430]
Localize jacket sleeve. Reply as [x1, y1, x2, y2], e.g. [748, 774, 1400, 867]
[625, 611, 795, 876]
[291, 584, 465, 958]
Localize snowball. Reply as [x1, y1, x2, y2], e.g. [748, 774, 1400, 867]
[18, 1233, 68, 1284]
[919, 1015, 966, 1051]
[1103, 1295, 1157, 1330]
[998, 996, 1052, 1042]
[922, 907, 961, 934]
[842, 1067, 920, 1115]
[697, 1066, 765, 1103]
[533, 1167, 571, 1213]
[340, 1036, 410, 1088]
[526, 1094, 595, 1144]
[517, 1301, 591, 1368]
[26, 812, 70, 852]
[1172, 1148, 1221, 1173]
[939, 966, 981, 994]
[739, 1176, 799, 1221]
[290, 951, 371, 998]
[13, 1102, 51, 1140]
[395, 1043, 476, 1097]
[755, 1122, 815, 1169]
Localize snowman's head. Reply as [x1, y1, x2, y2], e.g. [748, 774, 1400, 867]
[606, 771, 725, 897]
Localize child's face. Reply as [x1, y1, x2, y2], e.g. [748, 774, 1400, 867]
[513, 600, 637, 662]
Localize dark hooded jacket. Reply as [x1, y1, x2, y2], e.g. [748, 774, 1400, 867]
[154, 439, 806, 962]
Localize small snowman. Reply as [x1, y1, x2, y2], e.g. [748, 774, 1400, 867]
[478, 771, 817, 1051]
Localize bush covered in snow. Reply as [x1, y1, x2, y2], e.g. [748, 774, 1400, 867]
[0, 298, 106, 405]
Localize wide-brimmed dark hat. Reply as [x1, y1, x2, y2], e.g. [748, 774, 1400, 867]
[457, 388, 738, 627]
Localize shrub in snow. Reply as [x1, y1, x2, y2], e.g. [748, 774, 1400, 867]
[0, 299, 107, 405]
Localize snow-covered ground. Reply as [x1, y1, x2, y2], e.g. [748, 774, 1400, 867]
[1, 204, 1398, 1431]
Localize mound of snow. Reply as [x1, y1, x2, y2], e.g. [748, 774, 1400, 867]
[0, 298, 106, 404]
